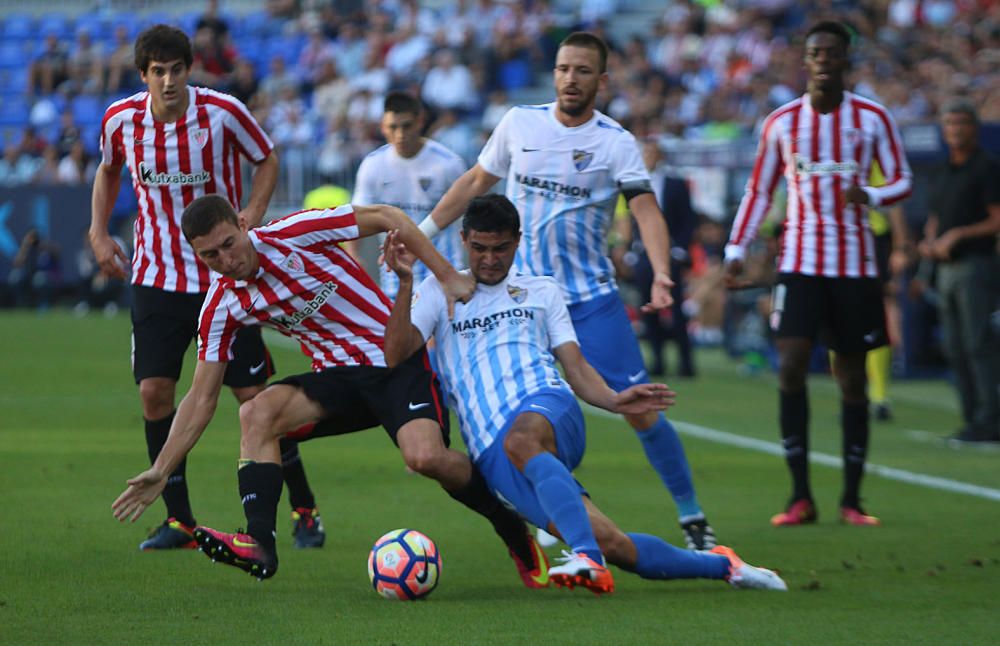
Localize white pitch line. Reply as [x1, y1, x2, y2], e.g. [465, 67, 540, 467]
[580, 404, 1000, 503]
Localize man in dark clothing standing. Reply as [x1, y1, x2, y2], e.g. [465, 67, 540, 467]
[919, 99, 1000, 442]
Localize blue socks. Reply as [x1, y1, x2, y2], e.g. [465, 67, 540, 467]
[523, 453, 602, 563]
[637, 415, 702, 519]
[625, 533, 730, 580]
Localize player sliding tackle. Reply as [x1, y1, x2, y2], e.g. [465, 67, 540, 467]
[112, 195, 550, 585]
[384, 194, 786, 594]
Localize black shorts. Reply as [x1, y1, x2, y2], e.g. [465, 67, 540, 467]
[277, 346, 450, 447]
[770, 273, 887, 353]
[130, 285, 274, 387]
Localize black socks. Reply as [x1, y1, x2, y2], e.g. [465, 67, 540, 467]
[145, 410, 195, 527]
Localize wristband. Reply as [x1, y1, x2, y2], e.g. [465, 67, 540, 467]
[418, 217, 442, 238]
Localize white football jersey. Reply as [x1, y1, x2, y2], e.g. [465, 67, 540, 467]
[478, 103, 650, 305]
[410, 271, 578, 461]
[353, 139, 466, 299]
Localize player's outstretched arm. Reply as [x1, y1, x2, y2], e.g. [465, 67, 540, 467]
[629, 192, 674, 311]
[421, 164, 501, 237]
[89, 162, 129, 280]
[240, 151, 279, 228]
[553, 342, 675, 414]
[383, 229, 430, 367]
[356, 204, 474, 317]
[111, 360, 227, 523]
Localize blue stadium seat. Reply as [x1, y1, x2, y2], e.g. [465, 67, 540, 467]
[264, 36, 305, 67]
[0, 96, 30, 128]
[71, 95, 103, 128]
[0, 126, 22, 150]
[2, 14, 34, 41]
[38, 14, 71, 39]
[142, 12, 175, 30]
[2, 67, 30, 95]
[81, 123, 102, 155]
[179, 11, 202, 35]
[241, 10, 280, 39]
[74, 14, 107, 39]
[0, 43, 29, 70]
[109, 13, 141, 41]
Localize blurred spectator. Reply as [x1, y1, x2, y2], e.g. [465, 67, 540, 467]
[64, 28, 105, 96]
[57, 140, 96, 185]
[481, 90, 512, 132]
[298, 21, 337, 90]
[331, 21, 368, 79]
[189, 25, 237, 91]
[18, 127, 47, 159]
[6, 229, 60, 310]
[312, 60, 352, 124]
[196, 0, 231, 43]
[919, 99, 1000, 442]
[0, 148, 41, 185]
[105, 25, 139, 95]
[53, 109, 83, 157]
[427, 107, 478, 165]
[229, 59, 260, 106]
[74, 232, 127, 318]
[29, 34, 69, 96]
[259, 56, 300, 103]
[35, 145, 62, 184]
[422, 49, 478, 114]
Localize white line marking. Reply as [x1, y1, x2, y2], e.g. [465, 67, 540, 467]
[580, 403, 1000, 503]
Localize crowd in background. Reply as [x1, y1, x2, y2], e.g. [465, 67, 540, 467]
[1, 0, 998, 189]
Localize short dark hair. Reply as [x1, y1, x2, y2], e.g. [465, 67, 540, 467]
[805, 20, 852, 50]
[181, 194, 237, 243]
[941, 97, 979, 124]
[463, 194, 520, 237]
[134, 24, 193, 74]
[383, 91, 423, 116]
[559, 31, 608, 73]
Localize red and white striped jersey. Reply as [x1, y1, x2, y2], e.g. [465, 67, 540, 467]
[197, 206, 393, 371]
[726, 92, 912, 278]
[101, 86, 274, 293]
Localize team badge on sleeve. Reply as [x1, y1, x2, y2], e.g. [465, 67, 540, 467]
[507, 284, 528, 304]
[572, 149, 593, 172]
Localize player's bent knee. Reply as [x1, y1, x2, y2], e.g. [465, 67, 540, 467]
[503, 430, 544, 470]
[400, 445, 442, 477]
[138, 378, 176, 419]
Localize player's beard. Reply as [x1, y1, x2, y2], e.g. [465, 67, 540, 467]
[558, 87, 597, 118]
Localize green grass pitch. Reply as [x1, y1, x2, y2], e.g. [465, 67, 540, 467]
[2, 312, 997, 644]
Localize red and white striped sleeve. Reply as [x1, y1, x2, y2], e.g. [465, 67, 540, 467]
[99, 97, 135, 167]
[261, 206, 360, 248]
[201, 88, 274, 163]
[196, 281, 243, 363]
[862, 104, 912, 208]
[725, 107, 789, 262]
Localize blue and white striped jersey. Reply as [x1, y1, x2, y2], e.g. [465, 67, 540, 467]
[353, 139, 466, 299]
[478, 103, 650, 305]
[410, 271, 578, 461]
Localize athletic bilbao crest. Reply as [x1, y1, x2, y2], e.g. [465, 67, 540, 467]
[192, 128, 209, 149]
[572, 149, 593, 172]
[507, 284, 528, 303]
[283, 252, 304, 273]
[844, 128, 861, 148]
[419, 177, 432, 192]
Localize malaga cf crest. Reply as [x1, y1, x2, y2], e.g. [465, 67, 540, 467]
[507, 284, 528, 303]
[572, 149, 593, 172]
[419, 177, 432, 192]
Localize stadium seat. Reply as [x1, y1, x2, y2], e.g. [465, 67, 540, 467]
[264, 36, 305, 67]
[2, 14, 34, 41]
[38, 14, 71, 39]
[0, 96, 30, 128]
[2, 67, 30, 95]
[0, 42, 29, 70]
[241, 10, 279, 39]
[71, 95, 103, 128]
[81, 123, 102, 155]
[142, 12, 175, 30]
[179, 11, 202, 35]
[109, 13, 141, 41]
[74, 14, 107, 39]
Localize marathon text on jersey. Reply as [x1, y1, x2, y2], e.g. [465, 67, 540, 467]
[451, 308, 535, 333]
[138, 161, 211, 186]
[514, 173, 592, 198]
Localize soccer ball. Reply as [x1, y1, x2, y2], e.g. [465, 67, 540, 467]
[367, 529, 441, 600]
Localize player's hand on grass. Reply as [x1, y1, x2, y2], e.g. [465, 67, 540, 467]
[613, 383, 676, 414]
[641, 272, 674, 313]
[112, 468, 168, 523]
[90, 231, 129, 280]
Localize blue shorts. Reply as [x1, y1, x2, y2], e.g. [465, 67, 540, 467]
[569, 291, 648, 391]
[476, 389, 588, 530]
